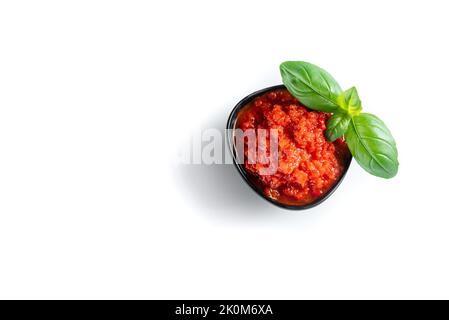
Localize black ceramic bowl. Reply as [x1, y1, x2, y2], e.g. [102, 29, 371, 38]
[226, 84, 352, 210]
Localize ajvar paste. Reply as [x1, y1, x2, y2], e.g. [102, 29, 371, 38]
[236, 89, 351, 205]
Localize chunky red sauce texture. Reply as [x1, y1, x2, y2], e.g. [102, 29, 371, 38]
[236, 89, 351, 205]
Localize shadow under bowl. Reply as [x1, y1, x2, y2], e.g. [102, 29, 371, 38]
[226, 84, 352, 210]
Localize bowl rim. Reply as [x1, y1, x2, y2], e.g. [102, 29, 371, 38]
[226, 84, 352, 210]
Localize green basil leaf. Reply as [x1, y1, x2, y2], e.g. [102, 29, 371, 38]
[337, 86, 362, 115]
[280, 61, 343, 112]
[325, 113, 351, 142]
[346, 113, 399, 178]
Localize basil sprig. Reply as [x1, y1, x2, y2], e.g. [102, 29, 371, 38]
[280, 61, 399, 178]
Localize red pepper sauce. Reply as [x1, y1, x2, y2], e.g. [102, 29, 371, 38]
[236, 89, 351, 206]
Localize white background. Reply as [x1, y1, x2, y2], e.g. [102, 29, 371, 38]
[0, 0, 448, 299]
